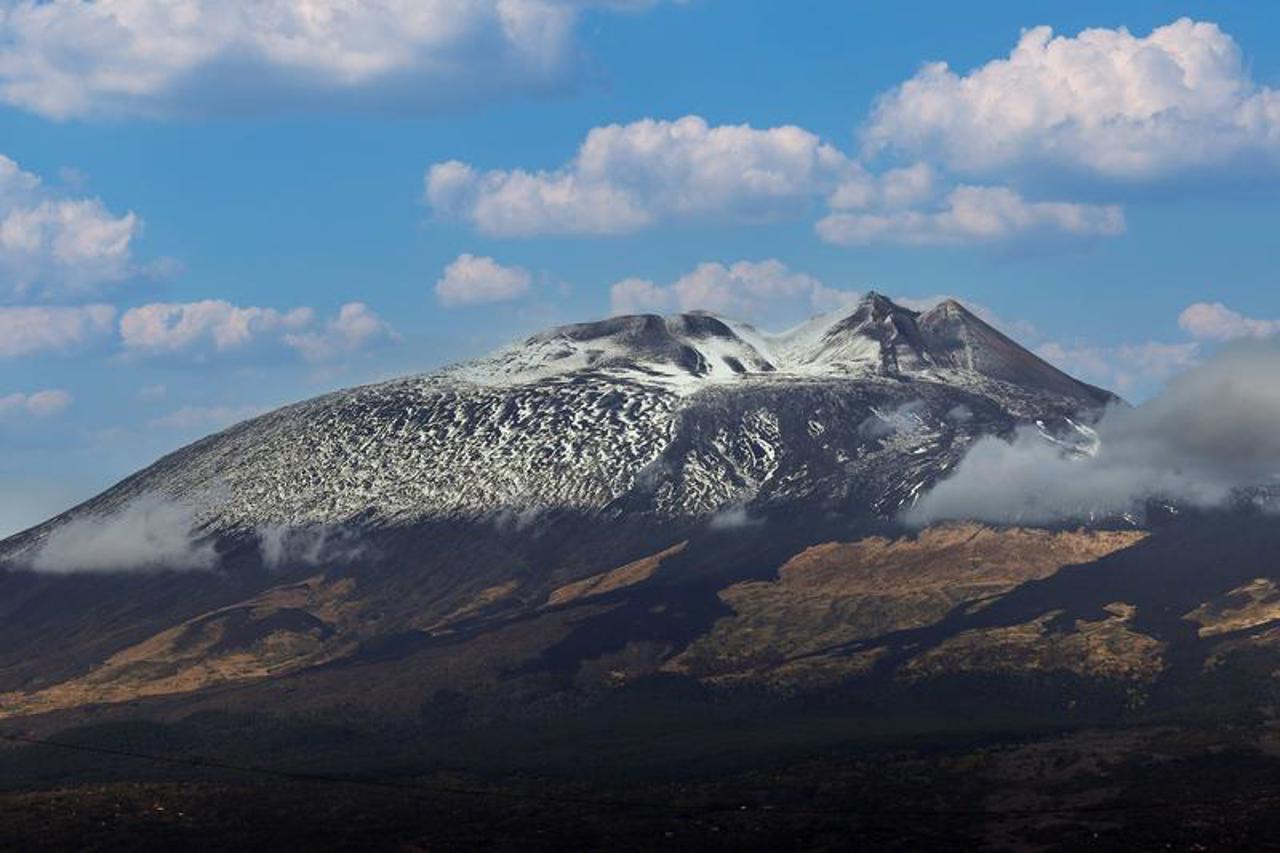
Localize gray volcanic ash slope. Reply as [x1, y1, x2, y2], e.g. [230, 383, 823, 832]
[0, 294, 1113, 564]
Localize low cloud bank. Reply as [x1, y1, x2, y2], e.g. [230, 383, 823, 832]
[21, 501, 371, 574]
[908, 342, 1280, 525]
[859, 400, 928, 439]
[257, 524, 367, 569]
[29, 495, 216, 574]
[708, 506, 763, 531]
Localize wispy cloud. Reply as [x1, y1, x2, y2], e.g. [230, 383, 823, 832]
[0, 389, 72, 419]
[147, 404, 263, 432]
[27, 494, 217, 574]
[1037, 340, 1201, 396]
[817, 185, 1123, 246]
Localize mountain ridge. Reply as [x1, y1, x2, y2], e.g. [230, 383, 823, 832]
[0, 294, 1114, 568]
[449, 292, 1117, 406]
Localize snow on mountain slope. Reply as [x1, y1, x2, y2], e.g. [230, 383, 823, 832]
[450, 293, 1113, 407]
[0, 295, 1116, 565]
[448, 312, 778, 388]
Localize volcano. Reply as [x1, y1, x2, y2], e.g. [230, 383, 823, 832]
[7, 295, 1280, 848]
[0, 295, 1139, 716]
[0, 293, 1113, 563]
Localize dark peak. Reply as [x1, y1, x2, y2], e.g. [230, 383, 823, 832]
[921, 298, 976, 321]
[785, 292, 1114, 406]
[803, 292, 934, 376]
[536, 312, 743, 346]
[530, 313, 663, 345]
[509, 308, 774, 379]
[915, 301, 1117, 407]
[503, 295, 1113, 405]
[858, 290, 911, 316]
[833, 292, 920, 333]
[664, 312, 739, 340]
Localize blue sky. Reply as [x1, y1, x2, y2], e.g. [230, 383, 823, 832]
[1, 0, 1279, 534]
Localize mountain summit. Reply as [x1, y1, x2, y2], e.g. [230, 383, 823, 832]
[453, 293, 1113, 407]
[0, 295, 1112, 567]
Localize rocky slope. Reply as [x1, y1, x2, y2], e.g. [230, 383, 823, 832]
[21, 294, 1263, 767]
[0, 293, 1113, 568]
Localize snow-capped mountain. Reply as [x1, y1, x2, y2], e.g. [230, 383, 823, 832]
[0, 294, 1115, 562]
[448, 293, 1110, 408]
[7, 296, 1280, 835]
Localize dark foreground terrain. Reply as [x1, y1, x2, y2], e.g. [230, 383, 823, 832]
[6, 719, 1280, 850]
[6, 510, 1280, 849]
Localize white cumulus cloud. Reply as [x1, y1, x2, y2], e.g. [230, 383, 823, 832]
[817, 185, 1124, 246]
[864, 18, 1280, 184]
[1179, 302, 1280, 342]
[609, 259, 857, 321]
[120, 299, 395, 363]
[427, 115, 855, 236]
[609, 277, 672, 315]
[120, 299, 313, 357]
[0, 304, 116, 357]
[435, 254, 533, 306]
[826, 162, 937, 213]
[428, 115, 1131, 248]
[284, 301, 398, 361]
[0, 0, 669, 120]
[0, 155, 142, 298]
